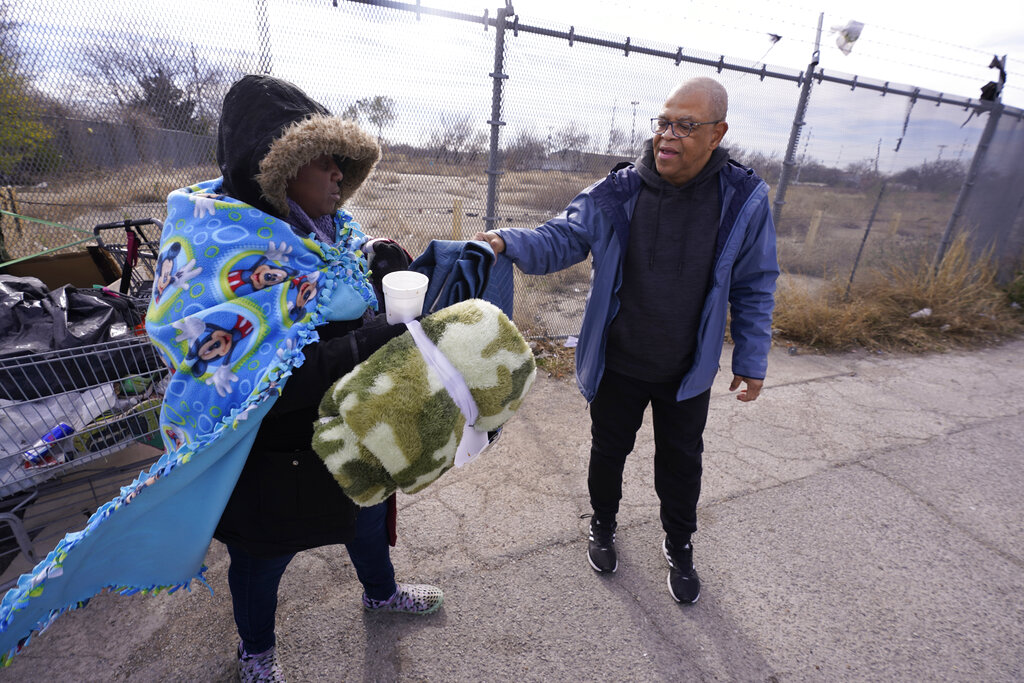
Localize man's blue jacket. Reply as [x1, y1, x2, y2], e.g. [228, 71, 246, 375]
[494, 159, 779, 403]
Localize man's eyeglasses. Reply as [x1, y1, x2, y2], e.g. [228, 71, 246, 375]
[650, 118, 721, 138]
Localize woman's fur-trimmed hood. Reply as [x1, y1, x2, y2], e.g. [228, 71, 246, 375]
[217, 75, 380, 219]
[257, 114, 379, 216]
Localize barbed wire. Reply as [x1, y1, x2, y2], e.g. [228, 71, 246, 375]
[857, 34, 1019, 72]
[742, 0, 1000, 56]
[616, 0, 1022, 88]
[690, 13, 1016, 77]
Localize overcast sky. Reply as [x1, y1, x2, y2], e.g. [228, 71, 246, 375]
[447, 0, 1024, 107]
[18, 0, 1020, 106]
[11, 0, 1022, 172]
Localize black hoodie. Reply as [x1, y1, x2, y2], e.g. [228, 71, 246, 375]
[605, 142, 730, 383]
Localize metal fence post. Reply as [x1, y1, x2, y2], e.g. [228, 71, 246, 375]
[484, 5, 510, 232]
[934, 99, 1002, 267]
[256, 0, 273, 75]
[772, 13, 822, 228]
[845, 181, 888, 299]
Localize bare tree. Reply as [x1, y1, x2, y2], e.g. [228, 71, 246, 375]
[844, 159, 883, 190]
[729, 145, 783, 185]
[606, 128, 631, 156]
[82, 39, 236, 134]
[0, 3, 55, 183]
[343, 95, 396, 145]
[546, 123, 592, 171]
[890, 159, 966, 193]
[505, 129, 546, 170]
[424, 113, 483, 163]
[554, 123, 590, 154]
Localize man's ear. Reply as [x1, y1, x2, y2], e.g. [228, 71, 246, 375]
[710, 121, 729, 149]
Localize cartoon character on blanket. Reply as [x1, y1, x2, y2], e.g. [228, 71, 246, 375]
[314, 298, 536, 506]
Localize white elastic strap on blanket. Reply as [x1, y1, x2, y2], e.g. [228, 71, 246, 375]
[404, 320, 489, 467]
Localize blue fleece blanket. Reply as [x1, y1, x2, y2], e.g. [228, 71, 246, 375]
[0, 178, 376, 664]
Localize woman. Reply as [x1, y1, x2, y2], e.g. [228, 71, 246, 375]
[150, 75, 442, 682]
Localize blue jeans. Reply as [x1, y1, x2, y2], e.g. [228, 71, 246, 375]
[227, 502, 396, 654]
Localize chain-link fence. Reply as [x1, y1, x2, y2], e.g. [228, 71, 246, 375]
[1, 0, 1021, 337]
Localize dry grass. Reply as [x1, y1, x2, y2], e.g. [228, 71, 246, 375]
[446, 185, 478, 200]
[773, 235, 1024, 352]
[775, 185, 958, 278]
[536, 236, 1023, 384]
[377, 153, 486, 178]
[1007, 270, 1024, 306]
[517, 262, 590, 295]
[522, 332, 577, 380]
[502, 170, 591, 213]
[776, 185, 955, 238]
[2, 164, 216, 259]
[17, 164, 217, 226]
[5, 164, 1020, 361]
[375, 172, 402, 186]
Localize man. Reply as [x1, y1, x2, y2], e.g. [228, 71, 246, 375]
[474, 77, 778, 604]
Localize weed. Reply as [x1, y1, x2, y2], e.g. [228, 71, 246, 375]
[5, 163, 1020, 361]
[1005, 270, 1024, 306]
[376, 172, 402, 186]
[774, 234, 1023, 352]
[502, 170, 591, 213]
[524, 332, 576, 380]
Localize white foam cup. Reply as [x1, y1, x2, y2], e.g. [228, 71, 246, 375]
[381, 271, 429, 324]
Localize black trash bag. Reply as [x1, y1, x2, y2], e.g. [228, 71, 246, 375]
[0, 275, 159, 401]
[0, 276, 58, 357]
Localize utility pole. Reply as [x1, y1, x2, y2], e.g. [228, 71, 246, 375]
[256, 0, 273, 74]
[630, 100, 639, 155]
[937, 144, 947, 161]
[607, 102, 617, 154]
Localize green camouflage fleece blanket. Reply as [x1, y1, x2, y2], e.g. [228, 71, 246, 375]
[313, 299, 536, 505]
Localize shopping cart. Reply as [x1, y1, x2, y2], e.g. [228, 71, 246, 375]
[0, 332, 168, 580]
[93, 218, 163, 300]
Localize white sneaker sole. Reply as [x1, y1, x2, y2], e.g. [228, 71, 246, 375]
[666, 572, 700, 604]
[587, 549, 617, 573]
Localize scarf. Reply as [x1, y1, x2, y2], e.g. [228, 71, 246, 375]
[0, 178, 376, 664]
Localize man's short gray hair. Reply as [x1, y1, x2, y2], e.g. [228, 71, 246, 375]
[669, 78, 728, 121]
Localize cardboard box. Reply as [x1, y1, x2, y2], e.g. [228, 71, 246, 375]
[0, 247, 121, 290]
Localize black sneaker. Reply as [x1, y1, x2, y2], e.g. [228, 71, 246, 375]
[663, 537, 701, 604]
[587, 517, 618, 573]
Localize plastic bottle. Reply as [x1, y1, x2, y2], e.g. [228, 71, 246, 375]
[23, 423, 75, 467]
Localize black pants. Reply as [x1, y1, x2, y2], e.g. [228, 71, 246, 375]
[588, 368, 711, 545]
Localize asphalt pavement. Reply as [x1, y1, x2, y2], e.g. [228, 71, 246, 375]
[2, 339, 1022, 682]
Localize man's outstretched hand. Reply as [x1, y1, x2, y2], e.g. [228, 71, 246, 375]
[729, 375, 763, 402]
[473, 231, 505, 256]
